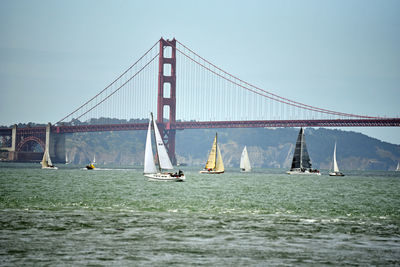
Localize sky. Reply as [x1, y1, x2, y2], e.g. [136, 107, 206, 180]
[1, 0, 399, 144]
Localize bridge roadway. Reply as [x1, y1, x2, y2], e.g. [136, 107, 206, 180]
[0, 118, 399, 136]
[1, 118, 398, 136]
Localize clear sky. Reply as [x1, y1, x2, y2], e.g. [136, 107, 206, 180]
[1, 0, 399, 144]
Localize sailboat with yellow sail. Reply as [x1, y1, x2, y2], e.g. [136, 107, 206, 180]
[199, 133, 224, 174]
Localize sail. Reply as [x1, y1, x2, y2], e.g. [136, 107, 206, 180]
[93, 155, 96, 163]
[205, 135, 218, 169]
[152, 118, 173, 170]
[144, 119, 157, 174]
[396, 162, 400, 171]
[333, 142, 340, 172]
[240, 146, 251, 171]
[46, 150, 53, 166]
[291, 128, 312, 170]
[215, 144, 224, 172]
[41, 149, 49, 168]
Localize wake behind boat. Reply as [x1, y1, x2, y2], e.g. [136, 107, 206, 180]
[329, 142, 345, 176]
[287, 128, 320, 175]
[143, 113, 185, 182]
[200, 133, 224, 174]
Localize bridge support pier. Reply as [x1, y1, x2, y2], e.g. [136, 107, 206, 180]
[7, 125, 17, 161]
[46, 123, 66, 163]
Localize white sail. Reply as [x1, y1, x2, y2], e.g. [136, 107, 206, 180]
[152, 118, 173, 170]
[46, 150, 53, 166]
[396, 162, 400, 171]
[93, 155, 96, 163]
[333, 142, 339, 173]
[144, 119, 157, 174]
[41, 149, 49, 168]
[240, 146, 251, 171]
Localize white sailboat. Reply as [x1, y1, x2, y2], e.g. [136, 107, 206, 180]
[199, 133, 224, 174]
[329, 142, 345, 176]
[41, 149, 58, 170]
[240, 146, 251, 172]
[287, 128, 320, 175]
[143, 113, 185, 182]
[65, 153, 70, 164]
[395, 162, 400, 172]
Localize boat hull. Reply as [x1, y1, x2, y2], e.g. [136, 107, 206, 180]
[42, 166, 58, 170]
[287, 170, 321, 176]
[329, 172, 345, 176]
[145, 173, 185, 182]
[199, 170, 224, 174]
[86, 165, 95, 170]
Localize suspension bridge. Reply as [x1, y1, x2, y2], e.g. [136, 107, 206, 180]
[1, 38, 399, 163]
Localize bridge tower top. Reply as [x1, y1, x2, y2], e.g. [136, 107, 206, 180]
[157, 38, 176, 126]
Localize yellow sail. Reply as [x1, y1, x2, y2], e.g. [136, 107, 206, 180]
[215, 144, 224, 172]
[205, 135, 217, 170]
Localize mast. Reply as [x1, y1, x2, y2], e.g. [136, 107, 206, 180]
[151, 112, 161, 172]
[215, 133, 218, 170]
[299, 128, 303, 169]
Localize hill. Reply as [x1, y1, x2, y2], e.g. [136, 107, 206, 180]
[64, 126, 400, 171]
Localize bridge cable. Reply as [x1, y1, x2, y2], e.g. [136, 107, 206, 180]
[55, 40, 160, 125]
[173, 40, 379, 119]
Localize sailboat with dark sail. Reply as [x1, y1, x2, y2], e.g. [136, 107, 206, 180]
[287, 128, 320, 175]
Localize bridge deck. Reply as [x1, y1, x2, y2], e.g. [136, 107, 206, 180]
[1, 118, 399, 136]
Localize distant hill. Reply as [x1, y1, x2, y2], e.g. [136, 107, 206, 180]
[62, 126, 400, 171]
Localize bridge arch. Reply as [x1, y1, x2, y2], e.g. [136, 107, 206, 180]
[16, 136, 45, 152]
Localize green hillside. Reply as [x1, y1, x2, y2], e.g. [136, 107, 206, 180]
[64, 126, 400, 171]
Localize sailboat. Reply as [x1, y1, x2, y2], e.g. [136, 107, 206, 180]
[65, 153, 70, 164]
[395, 162, 400, 172]
[329, 142, 345, 176]
[143, 113, 185, 182]
[287, 128, 320, 175]
[41, 148, 58, 170]
[240, 146, 251, 172]
[199, 133, 224, 174]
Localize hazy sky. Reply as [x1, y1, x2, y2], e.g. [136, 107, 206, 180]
[1, 0, 399, 144]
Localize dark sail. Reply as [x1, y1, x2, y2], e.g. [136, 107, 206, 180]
[290, 128, 312, 170]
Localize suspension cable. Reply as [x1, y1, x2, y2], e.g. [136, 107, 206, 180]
[55, 40, 160, 125]
[174, 40, 378, 119]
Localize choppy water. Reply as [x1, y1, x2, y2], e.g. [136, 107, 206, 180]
[1, 163, 399, 266]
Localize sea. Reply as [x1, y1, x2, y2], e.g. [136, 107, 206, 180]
[1, 163, 399, 266]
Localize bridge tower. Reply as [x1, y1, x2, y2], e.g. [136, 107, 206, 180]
[157, 38, 177, 165]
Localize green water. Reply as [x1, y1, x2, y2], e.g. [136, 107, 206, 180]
[1, 164, 399, 266]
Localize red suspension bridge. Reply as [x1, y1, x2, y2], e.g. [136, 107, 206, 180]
[1, 38, 399, 163]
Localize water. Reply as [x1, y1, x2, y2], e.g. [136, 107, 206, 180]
[1, 164, 399, 266]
